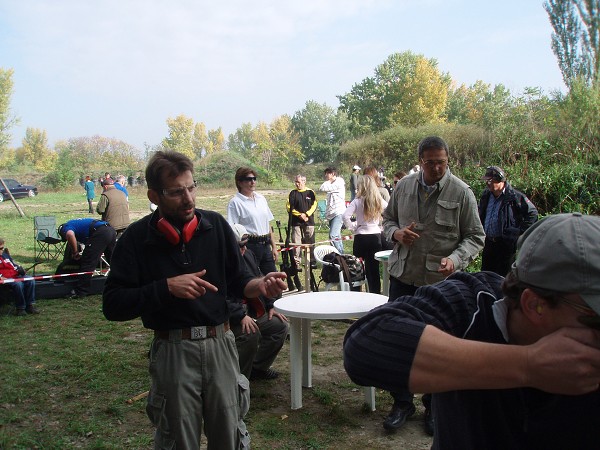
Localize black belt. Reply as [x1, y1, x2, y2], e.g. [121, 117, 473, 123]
[154, 322, 230, 340]
[247, 234, 270, 244]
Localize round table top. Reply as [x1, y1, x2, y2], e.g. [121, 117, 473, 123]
[374, 249, 393, 261]
[274, 291, 388, 319]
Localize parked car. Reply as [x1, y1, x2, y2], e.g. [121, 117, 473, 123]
[0, 178, 38, 202]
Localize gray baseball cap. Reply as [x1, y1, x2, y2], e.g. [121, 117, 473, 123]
[515, 213, 600, 314]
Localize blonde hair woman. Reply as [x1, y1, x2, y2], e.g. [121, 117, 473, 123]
[342, 175, 387, 294]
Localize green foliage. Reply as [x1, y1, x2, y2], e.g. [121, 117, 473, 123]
[291, 100, 352, 163]
[338, 51, 451, 134]
[195, 150, 271, 188]
[339, 123, 490, 174]
[0, 67, 19, 153]
[544, 0, 600, 87]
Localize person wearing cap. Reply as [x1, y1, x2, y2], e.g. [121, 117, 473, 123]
[227, 167, 279, 276]
[103, 151, 287, 449]
[226, 224, 289, 381]
[381, 136, 485, 434]
[96, 176, 130, 239]
[478, 165, 538, 276]
[350, 165, 361, 201]
[344, 213, 600, 449]
[287, 174, 317, 267]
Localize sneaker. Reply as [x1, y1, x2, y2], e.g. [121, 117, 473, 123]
[26, 305, 40, 314]
[15, 309, 27, 316]
[250, 368, 279, 380]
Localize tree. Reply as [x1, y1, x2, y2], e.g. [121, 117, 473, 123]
[545, 0, 600, 86]
[337, 51, 451, 134]
[446, 81, 514, 129]
[16, 127, 56, 171]
[228, 122, 255, 156]
[192, 122, 208, 159]
[206, 127, 226, 154]
[162, 114, 195, 158]
[0, 68, 19, 153]
[268, 115, 303, 173]
[291, 100, 351, 163]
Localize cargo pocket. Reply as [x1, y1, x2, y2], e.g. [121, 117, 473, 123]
[146, 391, 175, 449]
[425, 254, 446, 284]
[237, 374, 251, 449]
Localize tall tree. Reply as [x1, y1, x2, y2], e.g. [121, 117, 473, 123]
[206, 127, 226, 154]
[545, 0, 600, 86]
[338, 51, 451, 134]
[192, 122, 208, 159]
[162, 114, 195, 159]
[16, 127, 56, 171]
[228, 122, 255, 156]
[291, 100, 351, 163]
[0, 68, 19, 153]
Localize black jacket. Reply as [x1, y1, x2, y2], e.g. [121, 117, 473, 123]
[226, 248, 275, 324]
[103, 209, 254, 330]
[478, 181, 538, 242]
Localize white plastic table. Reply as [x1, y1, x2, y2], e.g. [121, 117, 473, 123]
[374, 250, 393, 296]
[274, 291, 388, 410]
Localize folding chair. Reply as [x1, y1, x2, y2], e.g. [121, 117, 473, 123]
[314, 245, 368, 292]
[316, 200, 329, 231]
[34, 216, 65, 262]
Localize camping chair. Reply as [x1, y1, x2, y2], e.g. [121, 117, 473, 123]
[314, 245, 368, 292]
[316, 200, 329, 231]
[33, 216, 65, 263]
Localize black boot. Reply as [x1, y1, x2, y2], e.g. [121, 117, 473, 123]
[383, 401, 416, 431]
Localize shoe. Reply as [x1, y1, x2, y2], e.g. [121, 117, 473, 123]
[310, 261, 317, 269]
[26, 305, 40, 314]
[15, 309, 27, 316]
[423, 407, 434, 436]
[383, 401, 416, 431]
[250, 368, 279, 380]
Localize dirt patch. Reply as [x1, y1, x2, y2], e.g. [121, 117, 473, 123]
[248, 317, 433, 449]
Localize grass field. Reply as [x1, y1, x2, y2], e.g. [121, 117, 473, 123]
[0, 186, 435, 449]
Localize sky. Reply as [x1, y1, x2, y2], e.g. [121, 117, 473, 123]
[1, 0, 565, 153]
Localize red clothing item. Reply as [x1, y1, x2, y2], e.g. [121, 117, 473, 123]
[0, 255, 19, 278]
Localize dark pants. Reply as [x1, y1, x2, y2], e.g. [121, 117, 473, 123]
[11, 279, 36, 310]
[76, 225, 116, 295]
[353, 233, 383, 294]
[387, 278, 431, 410]
[246, 241, 277, 275]
[481, 237, 516, 277]
[87, 198, 94, 213]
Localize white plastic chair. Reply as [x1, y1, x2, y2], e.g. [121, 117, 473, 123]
[314, 244, 368, 292]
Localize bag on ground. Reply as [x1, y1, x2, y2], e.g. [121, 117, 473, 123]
[321, 252, 365, 284]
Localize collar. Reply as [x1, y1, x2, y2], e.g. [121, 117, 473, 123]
[418, 168, 451, 192]
[491, 298, 510, 342]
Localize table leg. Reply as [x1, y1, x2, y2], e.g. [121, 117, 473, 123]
[382, 261, 389, 296]
[302, 246, 310, 292]
[364, 387, 376, 411]
[289, 317, 303, 409]
[301, 318, 312, 388]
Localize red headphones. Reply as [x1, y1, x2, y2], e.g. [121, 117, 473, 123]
[157, 215, 199, 245]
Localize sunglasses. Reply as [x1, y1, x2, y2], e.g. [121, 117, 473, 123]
[240, 176, 257, 182]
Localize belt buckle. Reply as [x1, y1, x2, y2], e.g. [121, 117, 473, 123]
[190, 326, 207, 340]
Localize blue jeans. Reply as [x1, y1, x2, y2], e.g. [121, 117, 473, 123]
[11, 280, 36, 310]
[329, 214, 344, 253]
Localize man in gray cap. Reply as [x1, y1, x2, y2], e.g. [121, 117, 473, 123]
[478, 165, 538, 276]
[344, 213, 600, 449]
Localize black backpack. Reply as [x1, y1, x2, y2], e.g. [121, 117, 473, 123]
[321, 252, 365, 284]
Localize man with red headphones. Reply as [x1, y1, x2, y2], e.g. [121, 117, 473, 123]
[103, 151, 287, 450]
